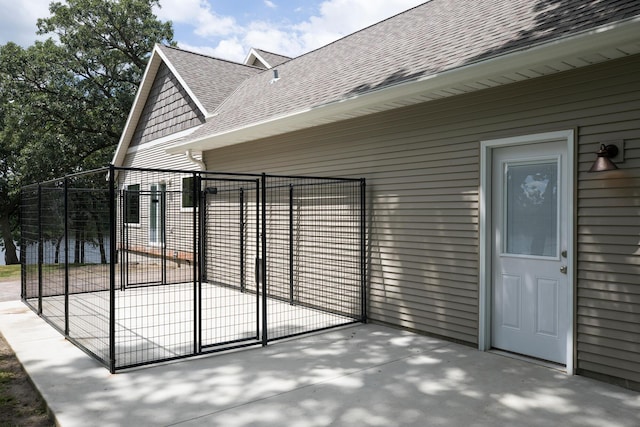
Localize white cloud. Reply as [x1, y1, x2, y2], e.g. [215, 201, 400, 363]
[158, 0, 427, 63]
[0, 0, 51, 46]
[154, 0, 238, 37]
[294, 0, 426, 51]
[0, 0, 426, 63]
[179, 39, 246, 64]
[243, 21, 304, 57]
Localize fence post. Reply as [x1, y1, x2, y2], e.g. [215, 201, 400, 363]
[289, 184, 294, 305]
[37, 184, 43, 315]
[360, 178, 367, 323]
[120, 184, 125, 291]
[64, 177, 69, 336]
[240, 187, 245, 293]
[261, 174, 268, 346]
[19, 189, 24, 301]
[194, 172, 200, 355]
[161, 187, 167, 285]
[254, 179, 260, 341]
[108, 165, 116, 373]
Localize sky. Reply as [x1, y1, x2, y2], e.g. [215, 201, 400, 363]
[0, 0, 426, 63]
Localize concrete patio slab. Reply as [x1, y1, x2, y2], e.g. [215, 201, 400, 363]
[1, 299, 639, 427]
[0, 279, 20, 302]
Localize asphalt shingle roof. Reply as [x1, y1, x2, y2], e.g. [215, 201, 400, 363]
[179, 0, 640, 142]
[253, 49, 292, 67]
[158, 45, 264, 115]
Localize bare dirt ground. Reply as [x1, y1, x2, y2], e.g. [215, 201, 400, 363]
[0, 332, 55, 426]
[0, 279, 55, 426]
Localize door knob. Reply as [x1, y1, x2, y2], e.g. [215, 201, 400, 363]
[560, 266, 567, 274]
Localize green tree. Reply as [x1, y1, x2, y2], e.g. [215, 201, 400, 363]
[0, 72, 21, 265]
[0, 0, 174, 264]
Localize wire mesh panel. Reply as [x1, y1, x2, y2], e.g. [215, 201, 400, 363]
[113, 168, 198, 369]
[201, 177, 260, 349]
[114, 283, 195, 369]
[116, 169, 196, 288]
[65, 172, 112, 365]
[37, 180, 66, 332]
[19, 170, 114, 367]
[263, 175, 363, 341]
[21, 166, 364, 371]
[20, 185, 40, 307]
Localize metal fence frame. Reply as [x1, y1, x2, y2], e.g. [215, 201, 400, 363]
[20, 165, 366, 372]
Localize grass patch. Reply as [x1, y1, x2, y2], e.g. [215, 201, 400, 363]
[0, 265, 20, 281]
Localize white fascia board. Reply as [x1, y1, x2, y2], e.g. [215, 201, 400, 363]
[156, 47, 210, 117]
[111, 45, 163, 167]
[126, 125, 203, 154]
[243, 48, 271, 69]
[166, 16, 640, 156]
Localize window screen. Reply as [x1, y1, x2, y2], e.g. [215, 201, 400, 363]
[182, 176, 196, 208]
[125, 184, 140, 223]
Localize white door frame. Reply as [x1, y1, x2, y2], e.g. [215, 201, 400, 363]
[479, 130, 575, 374]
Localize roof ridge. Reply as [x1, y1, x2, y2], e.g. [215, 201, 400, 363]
[287, 0, 431, 62]
[253, 48, 293, 59]
[160, 44, 265, 71]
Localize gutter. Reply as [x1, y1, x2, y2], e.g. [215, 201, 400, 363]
[184, 149, 206, 170]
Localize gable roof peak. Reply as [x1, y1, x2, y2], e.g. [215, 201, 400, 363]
[244, 47, 293, 69]
[159, 44, 263, 71]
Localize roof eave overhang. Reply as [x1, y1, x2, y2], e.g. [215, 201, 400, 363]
[166, 16, 640, 156]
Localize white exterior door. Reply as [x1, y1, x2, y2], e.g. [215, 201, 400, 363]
[491, 141, 569, 364]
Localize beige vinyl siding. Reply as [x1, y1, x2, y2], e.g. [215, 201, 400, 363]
[119, 141, 203, 263]
[123, 139, 202, 170]
[201, 54, 640, 383]
[576, 119, 640, 385]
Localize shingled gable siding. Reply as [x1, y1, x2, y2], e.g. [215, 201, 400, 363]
[200, 54, 640, 385]
[130, 63, 205, 148]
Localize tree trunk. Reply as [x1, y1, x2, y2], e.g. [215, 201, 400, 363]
[74, 230, 80, 263]
[54, 235, 63, 264]
[97, 230, 107, 264]
[80, 230, 85, 264]
[0, 213, 19, 265]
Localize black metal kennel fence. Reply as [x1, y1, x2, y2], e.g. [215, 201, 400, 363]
[20, 166, 365, 372]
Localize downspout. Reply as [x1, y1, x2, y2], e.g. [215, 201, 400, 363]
[185, 149, 206, 170]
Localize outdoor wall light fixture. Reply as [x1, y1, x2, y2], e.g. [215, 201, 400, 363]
[589, 143, 620, 172]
